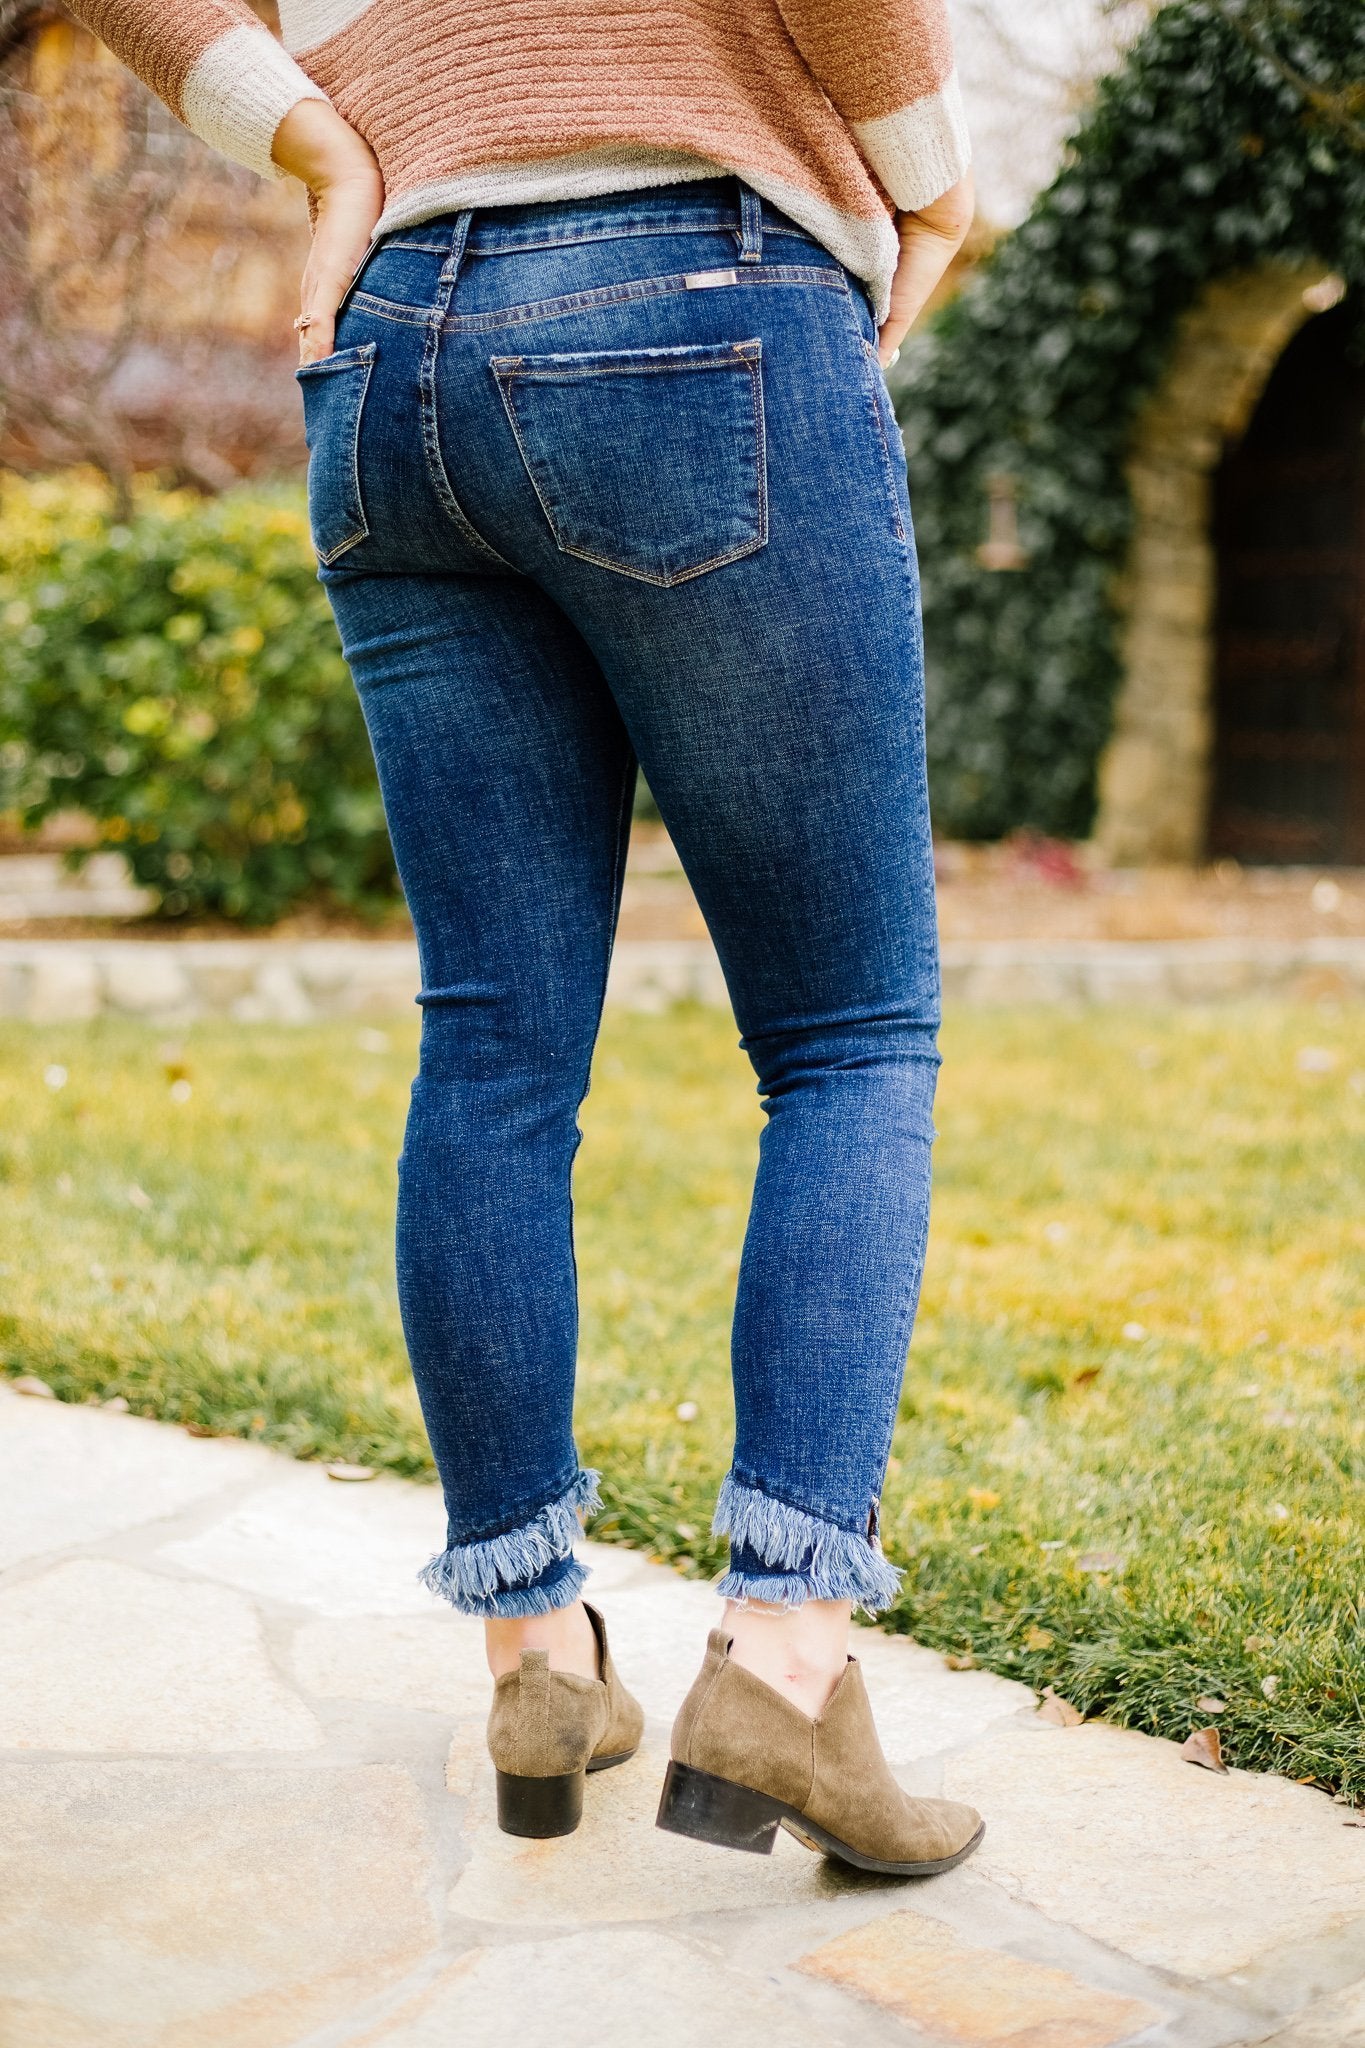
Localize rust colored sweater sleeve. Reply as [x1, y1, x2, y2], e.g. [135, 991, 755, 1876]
[61, 0, 328, 177]
[775, 0, 970, 211]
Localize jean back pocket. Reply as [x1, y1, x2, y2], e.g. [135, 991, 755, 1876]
[492, 340, 767, 586]
[296, 343, 376, 565]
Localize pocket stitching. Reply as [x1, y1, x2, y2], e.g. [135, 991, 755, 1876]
[493, 342, 768, 587]
[297, 343, 375, 565]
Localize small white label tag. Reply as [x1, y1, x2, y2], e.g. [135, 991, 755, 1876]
[685, 268, 739, 289]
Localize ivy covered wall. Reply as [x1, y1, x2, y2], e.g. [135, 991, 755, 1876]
[898, 0, 1365, 842]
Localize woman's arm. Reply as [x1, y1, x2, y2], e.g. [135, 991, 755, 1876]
[61, 0, 329, 179]
[775, 0, 974, 361]
[270, 102, 384, 365]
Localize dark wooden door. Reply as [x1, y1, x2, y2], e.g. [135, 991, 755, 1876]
[1209, 302, 1365, 863]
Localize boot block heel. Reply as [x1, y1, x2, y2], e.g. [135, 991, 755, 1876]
[655, 1760, 783, 1855]
[496, 1768, 584, 1838]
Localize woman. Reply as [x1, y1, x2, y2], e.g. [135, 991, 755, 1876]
[72, 0, 982, 1874]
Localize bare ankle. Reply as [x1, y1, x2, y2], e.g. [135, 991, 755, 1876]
[485, 1599, 600, 1683]
[722, 1596, 851, 1716]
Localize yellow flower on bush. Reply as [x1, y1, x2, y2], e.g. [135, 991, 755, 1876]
[122, 698, 172, 737]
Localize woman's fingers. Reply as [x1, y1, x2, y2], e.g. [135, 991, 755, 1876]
[295, 253, 351, 365]
[296, 184, 383, 362]
[877, 170, 976, 368]
[295, 293, 336, 366]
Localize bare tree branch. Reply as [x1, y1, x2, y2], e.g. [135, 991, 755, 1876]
[0, 12, 307, 494]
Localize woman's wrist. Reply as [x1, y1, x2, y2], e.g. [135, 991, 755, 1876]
[271, 97, 382, 194]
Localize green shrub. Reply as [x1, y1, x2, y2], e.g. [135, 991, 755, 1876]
[899, 0, 1365, 840]
[0, 473, 398, 923]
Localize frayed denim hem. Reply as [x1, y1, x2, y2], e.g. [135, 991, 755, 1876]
[419, 1468, 600, 1617]
[712, 1472, 902, 1616]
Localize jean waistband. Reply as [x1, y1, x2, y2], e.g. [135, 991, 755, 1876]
[381, 178, 823, 259]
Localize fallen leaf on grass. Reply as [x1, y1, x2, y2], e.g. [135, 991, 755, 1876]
[1023, 1625, 1055, 1652]
[1037, 1686, 1084, 1726]
[1076, 1550, 1125, 1574]
[325, 1462, 377, 1483]
[1072, 1367, 1102, 1387]
[966, 1487, 1001, 1510]
[1196, 1696, 1227, 1714]
[11, 1375, 55, 1399]
[1181, 1727, 1228, 1774]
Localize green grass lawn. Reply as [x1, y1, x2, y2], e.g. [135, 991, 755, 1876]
[2, 1004, 1363, 1797]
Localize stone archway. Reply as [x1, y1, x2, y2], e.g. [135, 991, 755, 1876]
[1093, 263, 1334, 864]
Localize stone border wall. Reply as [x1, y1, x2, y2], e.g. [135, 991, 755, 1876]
[0, 936, 1361, 1023]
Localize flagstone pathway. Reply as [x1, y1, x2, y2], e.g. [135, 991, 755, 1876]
[2, 1384, 1362, 2048]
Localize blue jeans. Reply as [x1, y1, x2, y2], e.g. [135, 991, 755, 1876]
[301, 180, 940, 1618]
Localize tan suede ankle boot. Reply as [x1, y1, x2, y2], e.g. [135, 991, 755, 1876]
[486, 1602, 644, 1838]
[657, 1626, 984, 1875]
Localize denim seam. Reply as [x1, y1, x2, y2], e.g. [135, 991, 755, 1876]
[296, 343, 375, 565]
[858, 338, 907, 546]
[869, 1154, 935, 1499]
[492, 342, 767, 587]
[597, 748, 638, 1023]
[417, 236, 522, 575]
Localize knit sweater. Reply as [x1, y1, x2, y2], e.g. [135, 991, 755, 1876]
[64, 1, 971, 318]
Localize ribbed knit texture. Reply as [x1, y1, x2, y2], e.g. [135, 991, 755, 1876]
[63, 0, 970, 316]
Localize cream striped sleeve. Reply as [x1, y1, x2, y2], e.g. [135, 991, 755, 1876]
[775, 0, 971, 213]
[61, 0, 329, 178]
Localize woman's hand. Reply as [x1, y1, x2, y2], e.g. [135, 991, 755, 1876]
[877, 170, 975, 368]
[271, 100, 384, 365]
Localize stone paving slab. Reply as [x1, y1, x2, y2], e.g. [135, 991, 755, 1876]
[2, 1381, 1363, 2048]
[796, 1911, 1164, 2046]
[1258, 1979, 1365, 2047]
[1, 934, 1363, 1024]
[944, 1722, 1365, 1981]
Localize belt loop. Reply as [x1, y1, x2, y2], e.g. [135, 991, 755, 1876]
[737, 182, 763, 265]
[439, 208, 473, 288]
